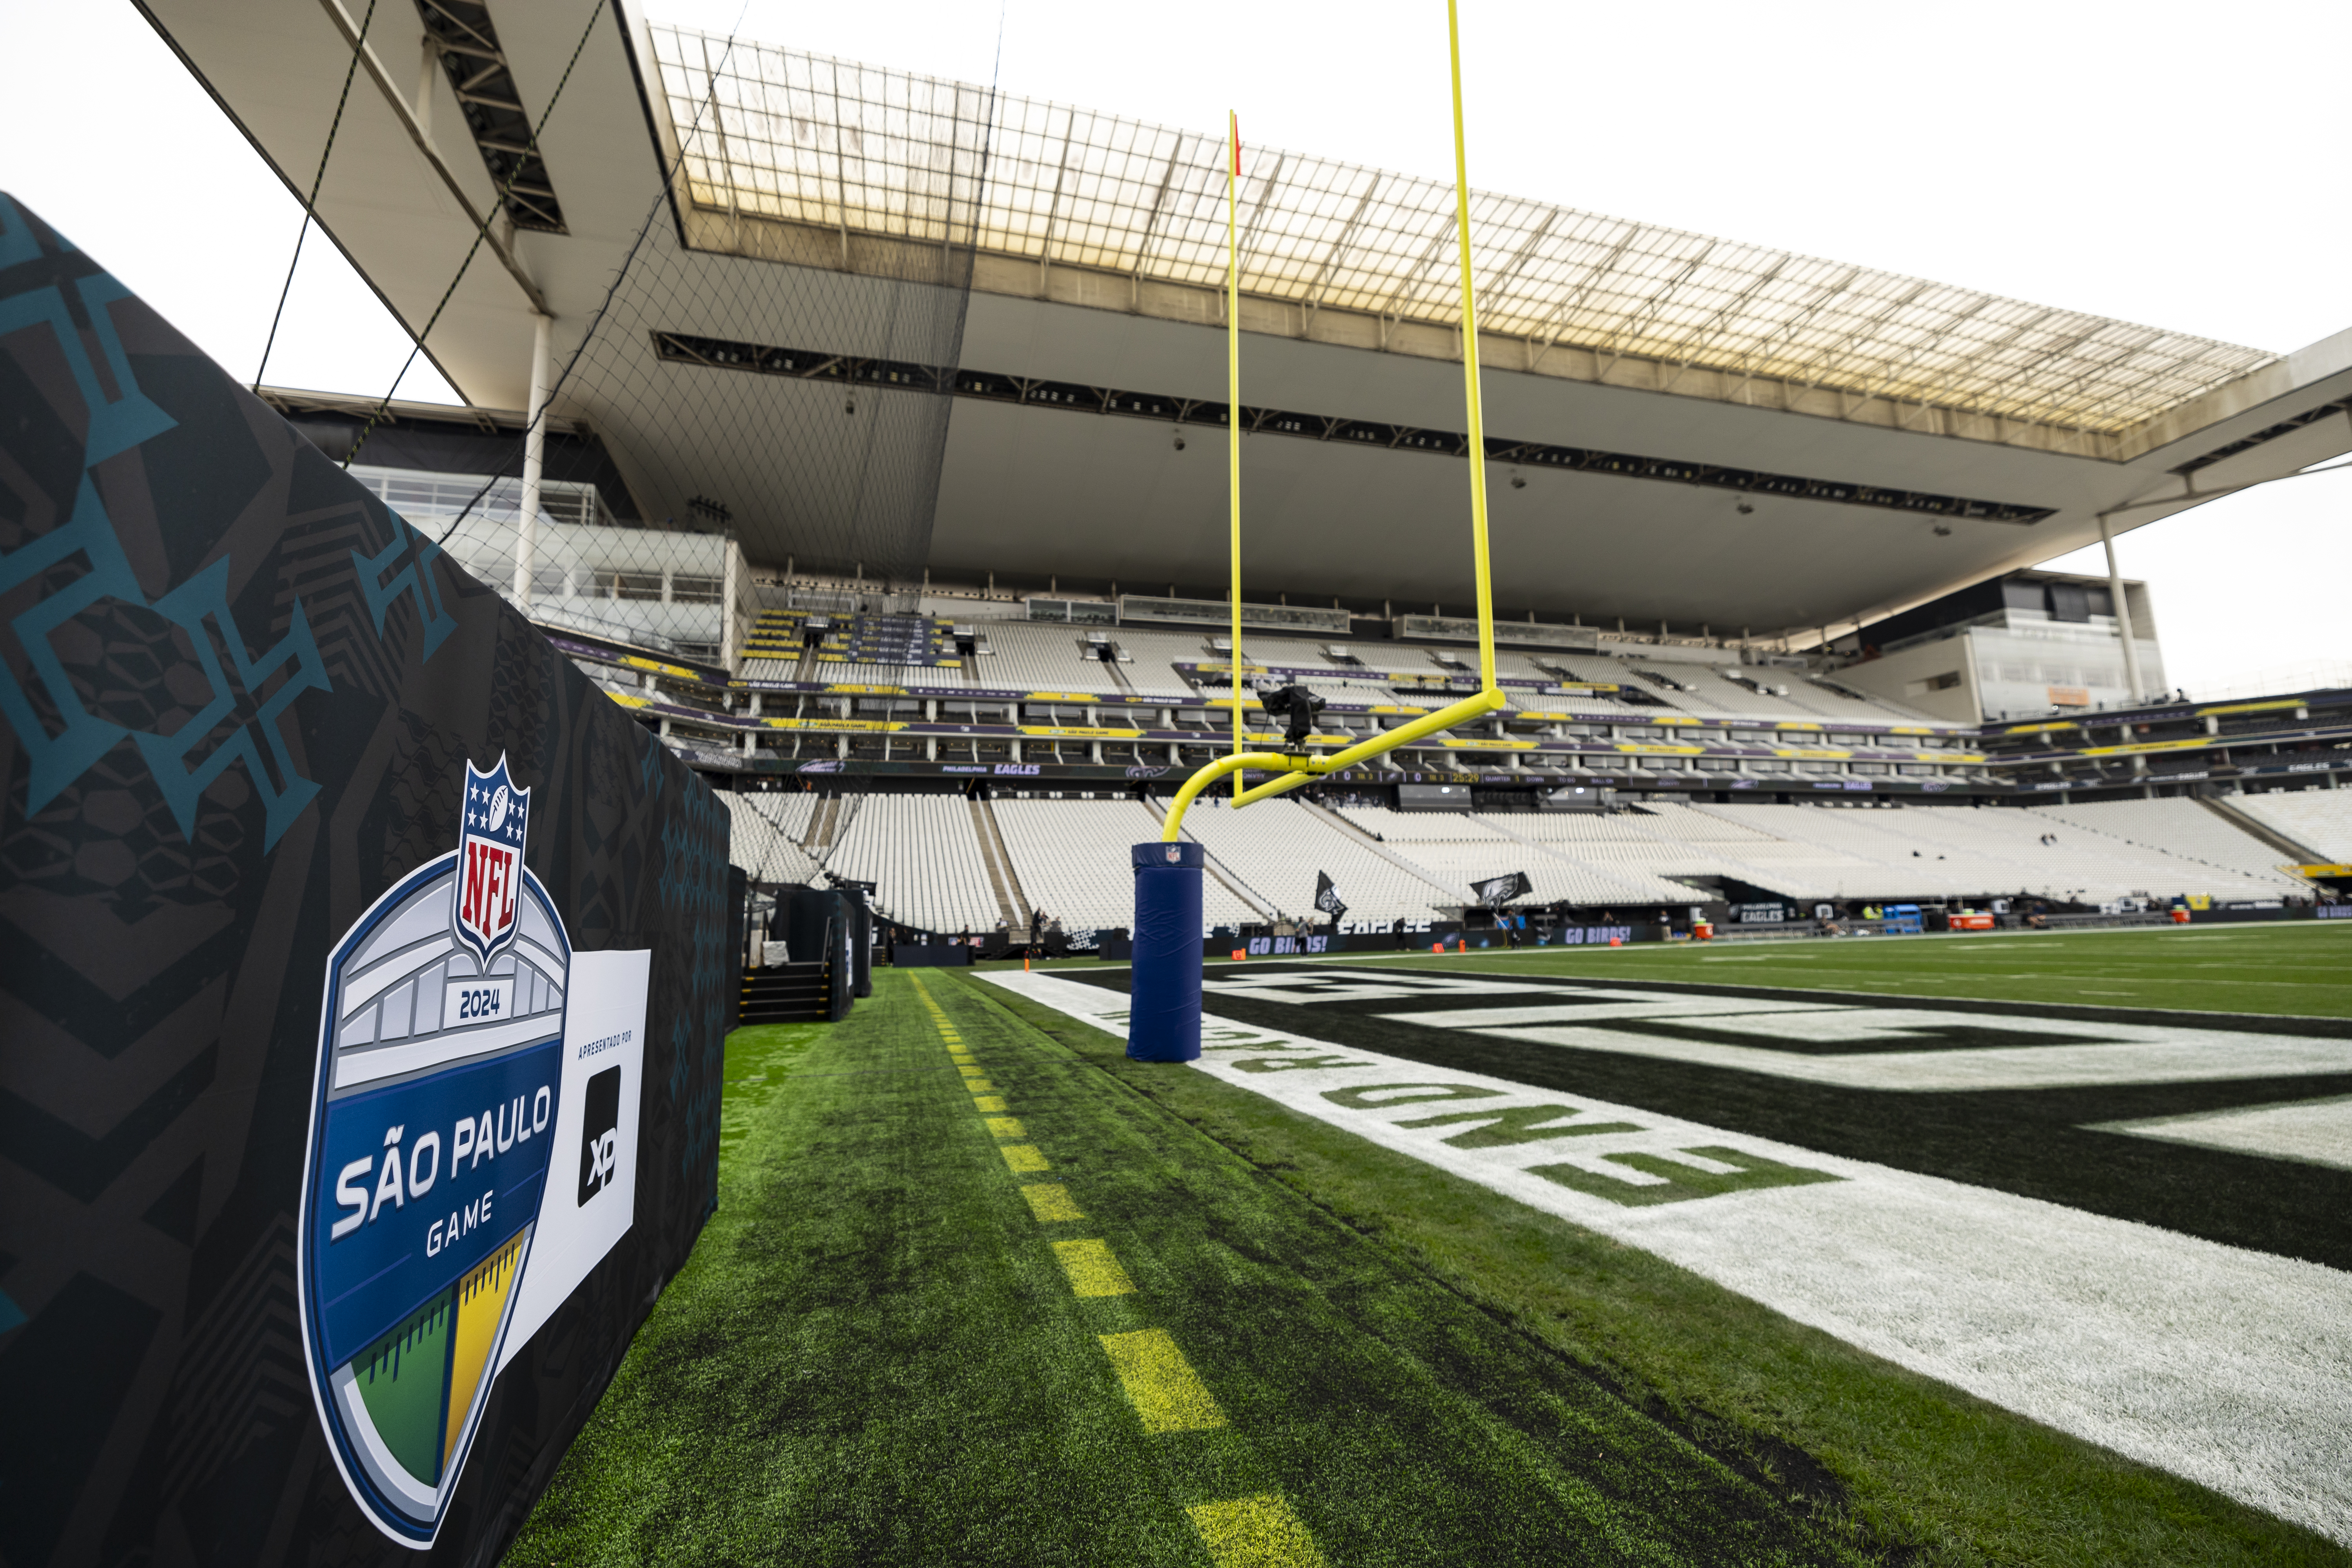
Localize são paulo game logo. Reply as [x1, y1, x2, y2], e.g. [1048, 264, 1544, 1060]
[297, 756, 649, 1546]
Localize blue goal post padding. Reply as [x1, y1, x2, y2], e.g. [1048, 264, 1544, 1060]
[1129, 841, 1204, 1060]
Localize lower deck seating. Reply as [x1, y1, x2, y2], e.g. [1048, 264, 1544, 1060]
[823, 794, 1005, 935]
[2031, 799, 2307, 887]
[991, 798, 1260, 930]
[2234, 788, 2352, 863]
[724, 794, 820, 886]
[1170, 799, 1456, 922]
[716, 787, 2323, 934]
[1670, 802, 2297, 902]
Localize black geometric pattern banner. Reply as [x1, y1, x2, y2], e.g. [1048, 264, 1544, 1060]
[0, 193, 730, 1566]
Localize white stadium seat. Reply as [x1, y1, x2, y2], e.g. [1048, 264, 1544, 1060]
[2233, 789, 2352, 864]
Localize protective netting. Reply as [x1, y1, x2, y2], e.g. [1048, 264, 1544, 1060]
[404, 26, 995, 663]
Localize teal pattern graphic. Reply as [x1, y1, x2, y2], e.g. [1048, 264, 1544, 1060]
[0, 189, 728, 1568]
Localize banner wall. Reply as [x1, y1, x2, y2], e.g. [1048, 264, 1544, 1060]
[0, 197, 731, 1565]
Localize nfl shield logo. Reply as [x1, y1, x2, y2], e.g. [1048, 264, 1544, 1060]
[1164, 845, 1181, 864]
[299, 756, 568, 1546]
[455, 755, 530, 965]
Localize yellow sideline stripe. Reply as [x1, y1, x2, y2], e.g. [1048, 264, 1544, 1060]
[1021, 1184, 1085, 1222]
[1186, 1495, 1327, 1568]
[910, 976, 1310, 1557]
[1052, 1239, 1138, 1298]
[1099, 1328, 1227, 1432]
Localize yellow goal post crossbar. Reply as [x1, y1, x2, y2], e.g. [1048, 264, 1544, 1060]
[1161, 0, 1500, 844]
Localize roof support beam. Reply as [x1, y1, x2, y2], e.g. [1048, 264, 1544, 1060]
[1130, 141, 1185, 279]
[1303, 173, 1382, 318]
[313, 0, 549, 315]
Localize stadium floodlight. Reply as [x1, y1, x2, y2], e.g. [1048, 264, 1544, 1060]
[1126, 0, 1509, 1066]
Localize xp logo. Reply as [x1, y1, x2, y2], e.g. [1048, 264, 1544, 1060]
[299, 757, 572, 1547]
[578, 1066, 621, 1205]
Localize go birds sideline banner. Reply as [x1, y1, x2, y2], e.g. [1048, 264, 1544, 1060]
[0, 195, 731, 1564]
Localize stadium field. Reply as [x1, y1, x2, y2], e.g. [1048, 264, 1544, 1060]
[1365, 920, 2352, 1019]
[509, 931, 2349, 1565]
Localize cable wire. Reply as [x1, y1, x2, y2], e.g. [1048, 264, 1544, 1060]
[252, 0, 381, 392]
[341, 0, 604, 468]
[429, 9, 756, 548]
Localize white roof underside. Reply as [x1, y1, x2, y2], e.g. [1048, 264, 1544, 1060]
[653, 25, 2277, 437]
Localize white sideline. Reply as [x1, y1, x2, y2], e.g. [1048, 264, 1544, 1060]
[983, 969, 2352, 1544]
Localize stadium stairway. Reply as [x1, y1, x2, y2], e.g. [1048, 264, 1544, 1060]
[969, 798, 1034, 935]
[2200, 795, 2332, 867]
[740, 963, 834, 1024]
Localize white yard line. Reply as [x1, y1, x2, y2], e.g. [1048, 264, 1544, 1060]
[1381, 1004, 2352, 1091]
[984, 969, 2352, 1544]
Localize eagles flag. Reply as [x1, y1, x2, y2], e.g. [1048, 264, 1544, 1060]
[1314, 871, 1348, 920]
[1472, 870, 1533, 907]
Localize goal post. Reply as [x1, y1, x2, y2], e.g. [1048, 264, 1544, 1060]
[1128, 0, 1502, 1060]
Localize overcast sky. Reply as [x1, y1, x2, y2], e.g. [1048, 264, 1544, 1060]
[6, 0, 2347, 694]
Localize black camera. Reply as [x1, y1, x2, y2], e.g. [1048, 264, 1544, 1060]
[1257, 684, 1327, 750]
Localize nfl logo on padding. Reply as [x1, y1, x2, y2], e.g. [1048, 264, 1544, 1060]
[299, 756, 652, 1548]
[456, 755, 529, 965]
[1165, 844, 1182, 864]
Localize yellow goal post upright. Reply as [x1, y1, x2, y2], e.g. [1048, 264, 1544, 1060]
[1125, 0, 1505, 1063]
[1228, 111, 1245, 803]
[1163, 0, 1503, 841]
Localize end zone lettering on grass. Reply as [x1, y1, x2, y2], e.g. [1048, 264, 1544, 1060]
[982, 966, 2352, 1546]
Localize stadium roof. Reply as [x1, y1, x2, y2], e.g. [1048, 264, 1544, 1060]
[653, 25, 2276, 438]
[132, 1, 2352, 641]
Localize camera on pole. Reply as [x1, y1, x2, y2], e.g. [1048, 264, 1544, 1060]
[1258, 684, 1327, 752]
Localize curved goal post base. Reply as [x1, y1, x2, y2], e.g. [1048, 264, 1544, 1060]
[1128, 842, 1204, 1062]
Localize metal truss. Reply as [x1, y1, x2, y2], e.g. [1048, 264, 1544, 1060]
[651, 331, 2054, 524]
[419, 0, 566, 233]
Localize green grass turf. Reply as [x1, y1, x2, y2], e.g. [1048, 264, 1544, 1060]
[503, 972, 1899, 1566]
[987, 980, 2350, 1568]
[504, 961, 2348, 1567]
[1321, 921, 2352, 1018]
